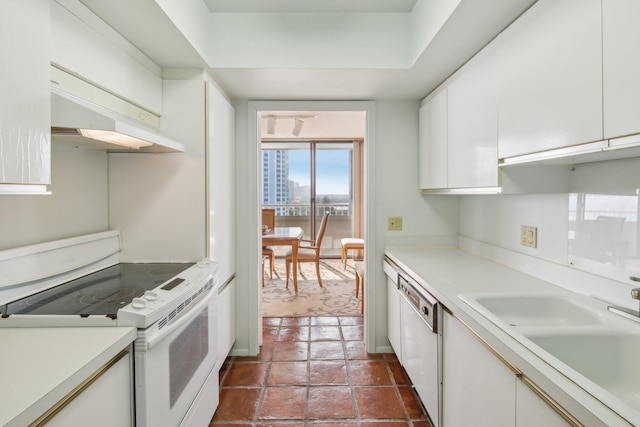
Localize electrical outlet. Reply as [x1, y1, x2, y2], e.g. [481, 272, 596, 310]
[520, 225, 537, 248]
[388, 216, 403, 231]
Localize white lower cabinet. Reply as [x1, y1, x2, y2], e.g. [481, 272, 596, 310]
[442, 312, 516, 427]
[516, 380, 571, 427]
[218, 278, 236, 367]
[442, 311, 575, 426]
[386, 271, 401, 360]
[46, 351, 132, 426]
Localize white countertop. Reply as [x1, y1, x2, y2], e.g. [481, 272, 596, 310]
[0, 327, 137, 427]
[384, 246, 639, 427]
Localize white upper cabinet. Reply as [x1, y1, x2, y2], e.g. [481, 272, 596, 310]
[603, 0, 640, 140]
[419, 44, 500, 192]
[419, 88, 448, 190]
[497, 0, 603, 159]
[447, 44, 499, 189]
[207, 81, 236, 282]
[51, 1, 163, 116]
[0, 0, 51, 192]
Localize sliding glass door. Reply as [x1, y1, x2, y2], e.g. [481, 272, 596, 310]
[261, 141, 357, 257]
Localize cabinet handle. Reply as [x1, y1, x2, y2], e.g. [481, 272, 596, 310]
[518, 375, 584, 427]
[29, 350, 130, 426]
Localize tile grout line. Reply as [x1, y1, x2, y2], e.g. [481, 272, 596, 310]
[252, 319, 277, 426]
[339, 318, 362, 426]
[305, 326, 311, 426]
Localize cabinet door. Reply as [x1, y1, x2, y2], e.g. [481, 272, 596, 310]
[386, 274, 401, 360]
[603, 0, 640, 139]
[442, 312, 515, 427]
[516, 379, 571, 427]
[218, 278, 236, 366]
[208, 81, 236, 282]
[497, 0, 602, 159]
[0, 0, 50, 187]
[51, 1, 163, 115]
[419, 89, 448, 190]
[46, 352, 133, 427]
[448, 44, 498, 188]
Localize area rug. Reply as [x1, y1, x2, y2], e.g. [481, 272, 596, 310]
[262, 259, 362, 317]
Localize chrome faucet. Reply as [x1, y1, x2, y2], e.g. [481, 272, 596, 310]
[608, 286, 640, 323]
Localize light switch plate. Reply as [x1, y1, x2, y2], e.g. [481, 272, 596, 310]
[388, 216, 403, 231]
[521, 225, 537, 248]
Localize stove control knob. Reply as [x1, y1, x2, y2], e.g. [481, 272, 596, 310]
[144, 291, 159, 301]
[131, 298, 147, 309]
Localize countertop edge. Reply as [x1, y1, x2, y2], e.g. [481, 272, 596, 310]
[4, 327, 137, 427]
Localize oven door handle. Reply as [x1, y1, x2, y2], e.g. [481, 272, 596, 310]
[145, 288, 215, 350]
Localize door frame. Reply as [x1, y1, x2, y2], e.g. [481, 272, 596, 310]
[245, 100, 376, 354]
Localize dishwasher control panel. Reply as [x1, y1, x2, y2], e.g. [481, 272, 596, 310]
[397, 270, 439, 333]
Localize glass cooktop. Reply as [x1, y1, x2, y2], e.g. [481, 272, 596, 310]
[1, 263, 194, 318]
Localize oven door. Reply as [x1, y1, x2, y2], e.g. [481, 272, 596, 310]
[134, 287, 219, 427]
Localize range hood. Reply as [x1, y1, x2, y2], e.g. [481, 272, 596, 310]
[51, 91, 185, 153]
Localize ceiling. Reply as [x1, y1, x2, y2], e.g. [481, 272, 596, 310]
[202, 0, 418, 14]
[77, 0, 537, 101]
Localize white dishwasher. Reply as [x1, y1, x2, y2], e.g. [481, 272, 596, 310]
[397, 269, 442, 427]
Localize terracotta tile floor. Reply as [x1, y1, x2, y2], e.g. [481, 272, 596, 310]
[210, 316, 432, 427]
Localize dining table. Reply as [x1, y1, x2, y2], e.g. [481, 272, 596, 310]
[262, 226, 304, 294]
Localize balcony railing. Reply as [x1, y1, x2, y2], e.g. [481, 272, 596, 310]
[263, 204, 354, 258]
[264, 203, 351, 217]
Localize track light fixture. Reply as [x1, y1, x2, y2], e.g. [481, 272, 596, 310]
[267, 116, 276, 134]
[292, 118, 304, 136]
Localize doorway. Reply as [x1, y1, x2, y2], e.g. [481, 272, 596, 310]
[243, 101, 375, 355]
[258, 111, 366, 319]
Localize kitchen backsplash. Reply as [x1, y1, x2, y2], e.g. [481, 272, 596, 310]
[459, 156, 640, 308]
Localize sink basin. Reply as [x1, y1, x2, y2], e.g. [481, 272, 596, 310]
[460, 293, 603, 328]
[461, 292, 640, 421]
[528, 332, 640, 408]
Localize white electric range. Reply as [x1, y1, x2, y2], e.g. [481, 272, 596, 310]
[0, 230, 220, 427]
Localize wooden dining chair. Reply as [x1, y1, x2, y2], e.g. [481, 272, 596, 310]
[354, 261, 365, 315]
[261, 208, 276, 283]
[285, 212, 330, 288]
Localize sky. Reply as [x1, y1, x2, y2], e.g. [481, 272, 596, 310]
[288, 148, 351, 195]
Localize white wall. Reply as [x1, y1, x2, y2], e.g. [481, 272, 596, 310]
[231, 99, 256, 356]
[460, 193, 569, 265]
[459, 157, 640, 308]
[108, 78, 206, 262]
[373, 100, 459, 351]
[0, 143, 109, 250]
